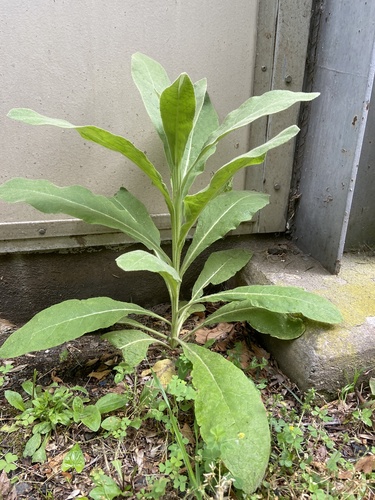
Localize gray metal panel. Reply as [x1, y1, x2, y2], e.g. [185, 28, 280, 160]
[345, 83, 375, 249]
[293, 0, 375, 273]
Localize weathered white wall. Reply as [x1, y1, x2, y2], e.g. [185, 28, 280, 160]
[1, 0, 258, 247]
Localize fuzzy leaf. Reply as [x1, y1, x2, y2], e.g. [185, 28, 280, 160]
[116, 250, 181, 283]
[202, 301, 305, 339]
[0, 297, 158, 358]
[7, 108, 171, 208]
[182, 191, 268, 273]
[160, 74, 196, 169]
[203, 285, 343, 324]
[182, 90, 219, 194]
[131, 52, 171, 142]
[102, 330, 158, 368]
[184, 125, 299, 225]
[191, 249, 252, 301]
[0, 179, 162, 255]
[182, 343, 270, 494]
[195, 90, 320, 166]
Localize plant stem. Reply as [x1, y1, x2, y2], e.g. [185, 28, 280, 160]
[153, 373, 202, 499]
[169, 189, 184, 348]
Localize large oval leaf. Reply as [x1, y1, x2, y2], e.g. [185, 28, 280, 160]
[7, 108, 172, 209]
[0, 179, 163, 256]
[181, 342, 270, 494]
[203, 285, 343, 324]
[201, 301, 305, 339]
[160, 73, 196, 169]
[195, 90, 320, 165]
[0, 298, 158, 358]
[131, 53, 171, 142]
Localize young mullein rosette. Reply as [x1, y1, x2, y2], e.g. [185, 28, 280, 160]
[0, 54, 341, 494]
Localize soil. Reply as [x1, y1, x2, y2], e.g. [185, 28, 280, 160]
[0, 315, 374, 499]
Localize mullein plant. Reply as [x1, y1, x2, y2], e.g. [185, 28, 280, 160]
[0, 53, 341, 494]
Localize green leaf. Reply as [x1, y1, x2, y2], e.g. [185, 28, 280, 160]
[203, 285, 343, 324]
[191, 249, 252, 301]
[0, 179, 163, 255]
[194, 90, 320, 166]
[131, 52, 171, 143]
[95, 394, 128, 415]
[116, 250, 181, 283]
[23, 433, 42, 458]
[182, 191, 268, 273]
[4, 390, 26, 411]
[184, 125, 299, 226]
[79, 405, 102, 432]
[101, 416, 122, 432]
[62, 443, 85, 473]
[182, 343, 270, 494]
[0, 297, 157, 358]
[7, 108, 172, 209]
[182, 87, 219, 194]
[202, 301, 305, 339]
[102, 330, 158, 368]
[160, 73, 196, 169]
[89, 470, 123, 500]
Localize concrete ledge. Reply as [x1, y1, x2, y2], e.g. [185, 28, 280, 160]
[238, 236, 375, 396]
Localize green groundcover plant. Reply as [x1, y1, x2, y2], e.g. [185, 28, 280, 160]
[0, 53, 342, 494]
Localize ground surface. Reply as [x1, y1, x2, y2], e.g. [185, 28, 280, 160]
[0, 315, 375, 499]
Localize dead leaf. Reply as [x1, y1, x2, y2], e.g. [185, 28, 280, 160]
[51, 370, 64, 384]
[134, 447, 144, 472]
[311, 460, 326, 472]
[46, 451, 68, 476]
[355, 454, 375, 474]
[181, 423, 195, 444]
[142, 359, 176, 388]
[85, 358, 99, 367]
[88, 369, 112, 380]
[195, 322, 234, 344]
[338, 470, 353, 480]
[0, 470, 17, 500]
[251, 343, 270, 360]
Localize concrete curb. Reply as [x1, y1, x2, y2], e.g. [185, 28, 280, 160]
[238, 236, 375, 396]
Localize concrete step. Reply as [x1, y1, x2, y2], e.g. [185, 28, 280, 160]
[238, 236, 375, 396]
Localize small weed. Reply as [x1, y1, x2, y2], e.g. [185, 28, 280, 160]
[0, 362, 14, 387]
[0, 452, 18, 473]
[2, 374, 128, 462]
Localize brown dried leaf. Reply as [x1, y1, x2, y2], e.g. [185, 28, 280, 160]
[0, 470, 17, 500]
[181, 423, 195, 444]
[338, 470, 353, 480]
[51, 370, 64, 384]
[195, 322, 234, 344]
[355, 454, 375, 474]
[142, 359, 176, 388]
[88, 369, 112, 380]
[85, 358, 99, 367]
